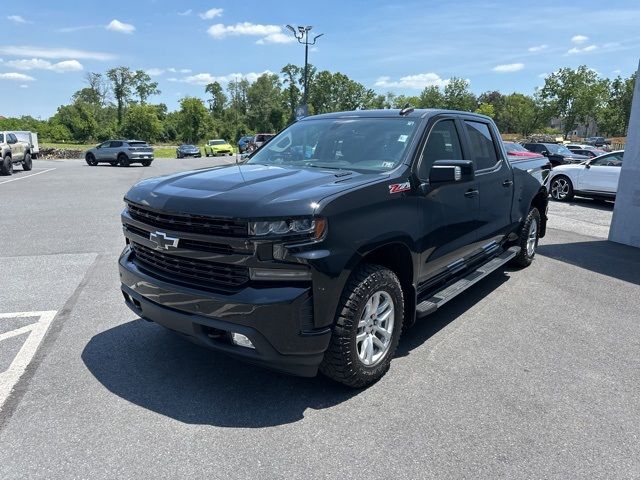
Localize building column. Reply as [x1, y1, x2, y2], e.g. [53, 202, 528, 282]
[609, 60, 640, 248]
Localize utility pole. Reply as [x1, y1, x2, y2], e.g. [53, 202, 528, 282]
[285, 25, 323, 118]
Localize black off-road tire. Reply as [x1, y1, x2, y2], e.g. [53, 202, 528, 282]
[85, 153, 97, 166]
[511, 208, 541, 268]
[550, 175, 574, 202]
[1, 155, 13, 176]
[109, 161, 118, 166]
[118, 153, 130, 167]
[22, 152, 33, 171]
[141, 160, 152, 167]
[319, 264, 404, 388]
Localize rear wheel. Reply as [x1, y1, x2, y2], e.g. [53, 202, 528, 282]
[141, 160, 152, 167]
[118, 153, 130, 167]
[1, 155, 13, 176]
[22, 152, 33, 171]
[550, 175, 574, 201]
[320, 264, 404, 388]
[511, 208, 540, 268]
[85, 153, 97, 166]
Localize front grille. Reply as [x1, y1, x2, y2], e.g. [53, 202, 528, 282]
[124, 224, 234, 255]
[131, 242, 249, 291]
[127, 202, 247, 237]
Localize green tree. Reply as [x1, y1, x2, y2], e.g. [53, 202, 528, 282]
[51, 102, 98, 142]
[281, 64, 303, 121]
[246, 73, 285, 132]
[177, 97, 212, 143]
[121, 104, 163, 142]
[205, 81, 228, 117]
[475, 102, 495, 117]
[106, 67, 135, 125]
[132, 70, 160, 105]
[418, 86, 445, 108]
[443, 78, 477, 111]
[500, 93, 545, 136]
[539, 66, 609, 137]
[597, 73, 636, 135]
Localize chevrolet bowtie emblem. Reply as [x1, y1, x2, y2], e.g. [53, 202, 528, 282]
[149, 231, 179, 250]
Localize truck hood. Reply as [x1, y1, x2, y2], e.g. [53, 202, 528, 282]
[125, 163, 382, 218]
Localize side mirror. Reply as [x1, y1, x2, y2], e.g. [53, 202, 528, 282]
[429, 160, 474, 186]
[541, 150, 549, 156]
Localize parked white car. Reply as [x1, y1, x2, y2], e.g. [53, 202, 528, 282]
[549, 151, 623, 202]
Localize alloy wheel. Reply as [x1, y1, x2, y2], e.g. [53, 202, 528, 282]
[356, 291, 395, 366]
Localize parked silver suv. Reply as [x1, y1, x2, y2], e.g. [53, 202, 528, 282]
[85, 140, 154, 167]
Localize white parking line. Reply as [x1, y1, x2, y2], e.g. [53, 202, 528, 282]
[0, 168, 56, 185]
[0, 311, 57, 411]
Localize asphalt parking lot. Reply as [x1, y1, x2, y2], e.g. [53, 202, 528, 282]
[1, 159, 639, 479]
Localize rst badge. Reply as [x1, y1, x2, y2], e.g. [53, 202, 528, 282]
[388, 181, 411, 194]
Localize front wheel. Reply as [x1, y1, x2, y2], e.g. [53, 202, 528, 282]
[1, 155, 13, 176]
[320, 264, 404, 388]
[550, 175, 574, 201]
[511, 208, 541, 268]
[22, 153, 33, 171]
[85, 153, 97, 166]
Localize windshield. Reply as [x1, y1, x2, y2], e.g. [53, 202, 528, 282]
[504, 142, 528, 152]
[247, 117, 419, 172]
[209, 140, 226, 145]
[182, 144, 196, 148]
[546, 144, 573, 155]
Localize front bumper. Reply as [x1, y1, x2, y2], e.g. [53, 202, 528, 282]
[119, 249, 331, 377]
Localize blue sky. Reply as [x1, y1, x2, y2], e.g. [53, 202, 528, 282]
[1, 0, 639, 118]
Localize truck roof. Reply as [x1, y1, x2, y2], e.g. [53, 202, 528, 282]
[304, 109, 492, 122]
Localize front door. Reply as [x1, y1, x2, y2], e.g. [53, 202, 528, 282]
[416, 117, 481, 286]
[578, 152, 623, 193]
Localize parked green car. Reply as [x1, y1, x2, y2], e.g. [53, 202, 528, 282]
[204, 139, 234, 157]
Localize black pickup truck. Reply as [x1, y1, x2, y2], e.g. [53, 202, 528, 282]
[119, 109, 550, 387]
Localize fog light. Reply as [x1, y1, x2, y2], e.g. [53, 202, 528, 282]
[231, 333, 255, 349]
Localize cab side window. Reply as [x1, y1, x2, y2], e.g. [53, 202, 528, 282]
[591, 154, 623, 167]
[110, 141, 123, 148]
[464, 121, 499, 170]
[0, 134, 4, 143]
[418, 120, 463, 179]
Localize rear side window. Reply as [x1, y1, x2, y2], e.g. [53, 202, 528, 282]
[464, 121, 499, 170]
[110, 141, 123, 148]
[0, 134, 4, 143]
[418, 119, 463, 179]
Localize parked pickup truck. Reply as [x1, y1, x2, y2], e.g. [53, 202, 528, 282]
[1, 131, 34, 175]
[119, 109, 550, 387]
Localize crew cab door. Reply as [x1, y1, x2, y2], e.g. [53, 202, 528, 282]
[577, 152, 623, 193]
[460, 119, 513, 246]
[8, 134, 24, 160]
[415, 117, 481, 285]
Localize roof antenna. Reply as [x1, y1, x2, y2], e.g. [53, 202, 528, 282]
[399, 103, 414, 116]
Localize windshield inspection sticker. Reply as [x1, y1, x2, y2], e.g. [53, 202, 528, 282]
[397, 135, 409, 143]
[389, 181, 411, 194]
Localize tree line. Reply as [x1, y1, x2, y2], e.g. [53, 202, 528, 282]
[0, 64, 635, 144]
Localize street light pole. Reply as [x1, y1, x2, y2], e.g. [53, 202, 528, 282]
[286, 24, 323, 116]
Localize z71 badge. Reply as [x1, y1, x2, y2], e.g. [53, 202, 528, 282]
[388, 181, 411, 194]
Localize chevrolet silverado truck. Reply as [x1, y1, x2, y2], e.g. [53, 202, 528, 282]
[119, 109, 550, 387]
[1, 131, 33, 175]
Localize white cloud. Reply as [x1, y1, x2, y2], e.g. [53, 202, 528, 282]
[57, 25, 99, 33]
[0, 45, 116, 61]
[492, 63, 524, 73]
[207, 22, 292, 44]
[180, 68, 192, 73]
[179, 71, 273, 85]
[528, 44, 548, 52]
[20, 84, 29, 88]
[571, 35, 589, 44]
[199, 8, 224, 20]
[178, 9, 192, 16]
[6, 58, 83, 72]
[374, 73, 450, 89]
[0, 72, 36, 82]
[567, 44, 597, 55]
[106, 19, 135, 34]
[256, 32, 295, 44]
[7, 15, 30, 24]
[538, 72, 548, 79]
[146, 68, 164, 76]
[612, 69, 622, 75]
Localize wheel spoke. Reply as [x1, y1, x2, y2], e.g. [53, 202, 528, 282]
[356, 332, 367, 343]
[374, 325, 391, 340]
[371, 335, 386, 350]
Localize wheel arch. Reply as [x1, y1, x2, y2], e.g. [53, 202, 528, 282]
[530, 186, 549, 238]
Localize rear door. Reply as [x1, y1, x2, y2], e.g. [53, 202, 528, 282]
[461, 119, 513, 246]
[8, 134, 24, 160]
[577, 152, 623, 193]
[415, 116, 481, 285]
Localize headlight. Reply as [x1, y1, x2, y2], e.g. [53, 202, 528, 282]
[249, 217, 327, 239]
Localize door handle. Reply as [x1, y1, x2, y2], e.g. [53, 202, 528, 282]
[502, 179, 513, 187]
[464, 189, 479, 198]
